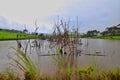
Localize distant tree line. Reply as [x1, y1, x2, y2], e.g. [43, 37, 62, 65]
[0, 28, 26, 33]
[84, 24, 120, 37]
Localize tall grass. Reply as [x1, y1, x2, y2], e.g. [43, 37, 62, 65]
[0, 69, 19, 80]
[8, 47, 40, 80]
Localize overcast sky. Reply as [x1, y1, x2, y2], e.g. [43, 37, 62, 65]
[0, 0, 120, 33]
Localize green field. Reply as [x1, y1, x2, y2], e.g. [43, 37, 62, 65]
[0, 31, 37, 40]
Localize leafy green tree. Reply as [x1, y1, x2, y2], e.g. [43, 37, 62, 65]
[86, 30, 100, 37]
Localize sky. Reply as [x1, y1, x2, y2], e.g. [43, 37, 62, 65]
[0, 0, 120, 33]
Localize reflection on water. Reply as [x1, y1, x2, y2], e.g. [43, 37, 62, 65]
[0, 39, 120, 74]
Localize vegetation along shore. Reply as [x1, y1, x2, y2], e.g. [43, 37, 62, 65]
[82, 24, 120, 40]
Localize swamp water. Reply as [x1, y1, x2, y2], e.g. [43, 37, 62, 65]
[0, 39, 120, 75]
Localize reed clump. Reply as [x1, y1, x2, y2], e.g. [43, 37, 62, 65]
[9, 48, 40, 80]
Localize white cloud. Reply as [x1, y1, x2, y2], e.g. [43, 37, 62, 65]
[0, 0, 120, 33]
[0, 16, 24, 30]
[0, 0, 69, 25]
[0, 0, 74, 33]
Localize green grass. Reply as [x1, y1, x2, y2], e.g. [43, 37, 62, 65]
[0, 31, 38, 40]
[91, 35, 120, 40]
[0, 66, 120, 80]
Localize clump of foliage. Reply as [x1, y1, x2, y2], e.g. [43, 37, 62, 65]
[9, 48, 40, 80]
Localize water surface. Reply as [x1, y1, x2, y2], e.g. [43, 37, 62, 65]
[0, 39, 120, 75]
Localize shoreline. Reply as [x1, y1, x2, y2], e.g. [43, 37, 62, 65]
[0, 38, 37, 41]
[83, 36, 120, 40]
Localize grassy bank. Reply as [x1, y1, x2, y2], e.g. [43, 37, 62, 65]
[0, 67, 120, 80]
[0, 31, 38, 40]
[90, 35, 120, 40]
